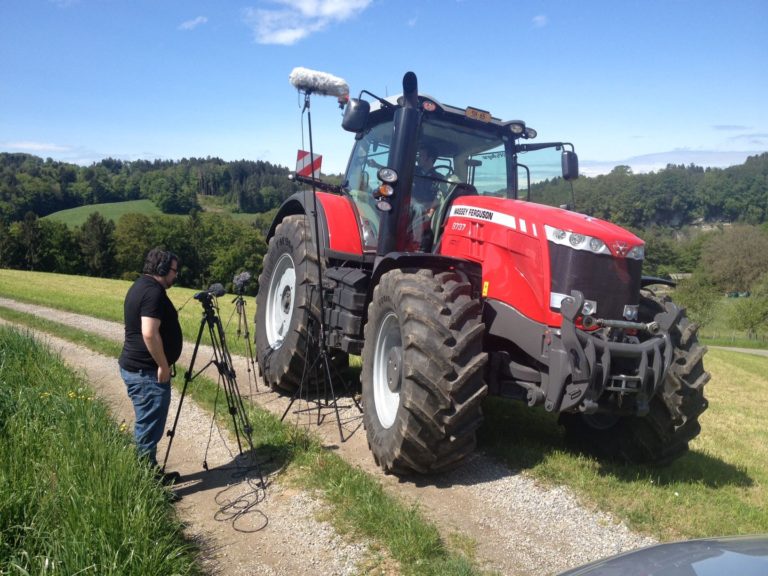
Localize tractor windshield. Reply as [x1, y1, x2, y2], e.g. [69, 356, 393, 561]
[418, 116, 508, 197]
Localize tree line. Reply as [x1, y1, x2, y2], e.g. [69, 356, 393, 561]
[531, 152, 768, 229]
[0, 210, 266, 295]
[4, 151, 767, 231]
[0, 153, 301, 225]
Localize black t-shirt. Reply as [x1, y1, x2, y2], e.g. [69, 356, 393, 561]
[118, 275, 183, 372]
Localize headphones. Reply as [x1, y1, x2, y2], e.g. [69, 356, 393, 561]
[156, 251, 175, 276]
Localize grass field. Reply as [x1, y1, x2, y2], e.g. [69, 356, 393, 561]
[697, 296, 768, 347]
[43, 197, 262, 228]
[0, 326, 201, 576]
[0, 269, 253, 356]
[480, 346, 768, 540]
[2, 269, 768, 544]
[42, 199, 163, 227]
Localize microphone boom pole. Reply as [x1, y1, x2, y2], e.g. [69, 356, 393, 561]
[285, 67, 355, 440]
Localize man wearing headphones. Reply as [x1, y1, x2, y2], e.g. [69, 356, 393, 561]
[119, 247, 183, 483]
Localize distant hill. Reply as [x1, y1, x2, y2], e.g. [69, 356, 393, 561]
[42, 197, 263, 228]
[43, 199, 162, 227]
[0, 153, 300, 225]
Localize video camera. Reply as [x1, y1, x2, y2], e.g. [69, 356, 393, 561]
[194, 283, 226, 308]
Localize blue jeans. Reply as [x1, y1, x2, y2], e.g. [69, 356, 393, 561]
[120, 367, 171, 468]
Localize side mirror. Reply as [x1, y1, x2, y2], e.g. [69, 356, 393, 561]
[562, 150, 579, 181]
[342, 98, 370, 132]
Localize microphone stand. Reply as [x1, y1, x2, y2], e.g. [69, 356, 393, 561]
[281, 90, 361, 440]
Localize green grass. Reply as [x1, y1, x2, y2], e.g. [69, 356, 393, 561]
[697, 297, 768, 348]
[479, 348, 768, 540]
[0, 326, 201, 576]
[0, 268, 253, 356]
[43, 197, 267, 230]
[0, 304, 485, 576]
[195, 194, 261, 224]
[43, 199, 163, 227]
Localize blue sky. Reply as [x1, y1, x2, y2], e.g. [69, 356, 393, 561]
[2, 0, 766, 176]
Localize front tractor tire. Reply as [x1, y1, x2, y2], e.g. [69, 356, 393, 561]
[361, 269, 488, 474]
[560, 292, 710, 465]
[255, 215, 319, 393]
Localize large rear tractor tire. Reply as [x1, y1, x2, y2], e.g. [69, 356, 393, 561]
[255, 215, 320, 393]
[560, 292, 710, 465]
[361, 269, 488, 474]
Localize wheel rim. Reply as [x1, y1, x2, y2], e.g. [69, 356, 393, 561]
[265, 253, 295, 349]
[372, 311, 402, 429]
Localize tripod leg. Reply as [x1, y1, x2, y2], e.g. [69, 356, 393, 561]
[210, 310, 266, 487]
[161, 315, 207, 472]
[319, 352, 345, 440]
[280, 349, 321, 422]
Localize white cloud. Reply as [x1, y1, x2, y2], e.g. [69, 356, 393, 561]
[179, 16, 208, 31]
[532, 14, 548, 28]
[3, 141, 71, 153]
[407, 16, 418, 27]
[243, 0, 372, 45]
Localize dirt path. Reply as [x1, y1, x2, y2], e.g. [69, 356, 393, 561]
[0, 297, 655, 575]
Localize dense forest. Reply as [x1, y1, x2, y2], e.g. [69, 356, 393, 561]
[0, 153, 302, 224]
[530, 152, 768, 229]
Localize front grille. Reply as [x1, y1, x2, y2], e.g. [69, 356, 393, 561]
[549, 242, 641, 320]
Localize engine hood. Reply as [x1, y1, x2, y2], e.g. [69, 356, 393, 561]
[448, 195, 643, 250]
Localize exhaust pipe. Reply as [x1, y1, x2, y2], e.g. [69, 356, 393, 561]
[402, 71, 418, 109]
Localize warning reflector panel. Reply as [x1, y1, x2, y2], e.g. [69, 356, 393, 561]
[296, 150, 322, 177]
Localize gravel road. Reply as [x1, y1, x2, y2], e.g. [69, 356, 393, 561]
[0, 296, 655, 575]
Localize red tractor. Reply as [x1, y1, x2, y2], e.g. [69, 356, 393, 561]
[255, 72, 709, 474]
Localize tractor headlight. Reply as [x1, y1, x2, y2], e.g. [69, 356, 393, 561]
[545, 226, 611, 256]
[626, 245, 645, 260]
[589, 237, 606, 252]
[377, 167, 398, 184]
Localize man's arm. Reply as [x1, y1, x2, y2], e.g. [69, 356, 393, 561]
[141, 316, 171, 383]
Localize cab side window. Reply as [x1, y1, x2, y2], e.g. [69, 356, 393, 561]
[344, 122, 393, 251]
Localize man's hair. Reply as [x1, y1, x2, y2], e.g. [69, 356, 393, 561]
[419, 144, 437, 158]
[143, 247, 178, 276]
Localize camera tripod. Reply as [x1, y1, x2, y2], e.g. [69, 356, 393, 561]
[162, 289, 264, 487]
[230, 291, 260, 394]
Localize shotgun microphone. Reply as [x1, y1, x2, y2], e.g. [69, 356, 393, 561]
[207, 283, 226, 297]
[289, 67, 349, 102]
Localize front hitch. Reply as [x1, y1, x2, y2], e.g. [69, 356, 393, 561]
[550, 290, 673, 415]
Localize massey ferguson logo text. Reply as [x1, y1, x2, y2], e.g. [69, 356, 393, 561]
[453, 207, 494, 221]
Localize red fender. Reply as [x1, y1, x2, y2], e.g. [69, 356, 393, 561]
[316, 192, 364, 256]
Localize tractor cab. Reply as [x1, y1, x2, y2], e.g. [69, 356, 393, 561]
[341, 85, 578, 255]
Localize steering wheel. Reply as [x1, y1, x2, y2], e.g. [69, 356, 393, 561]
[432, 164, 455, 179]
